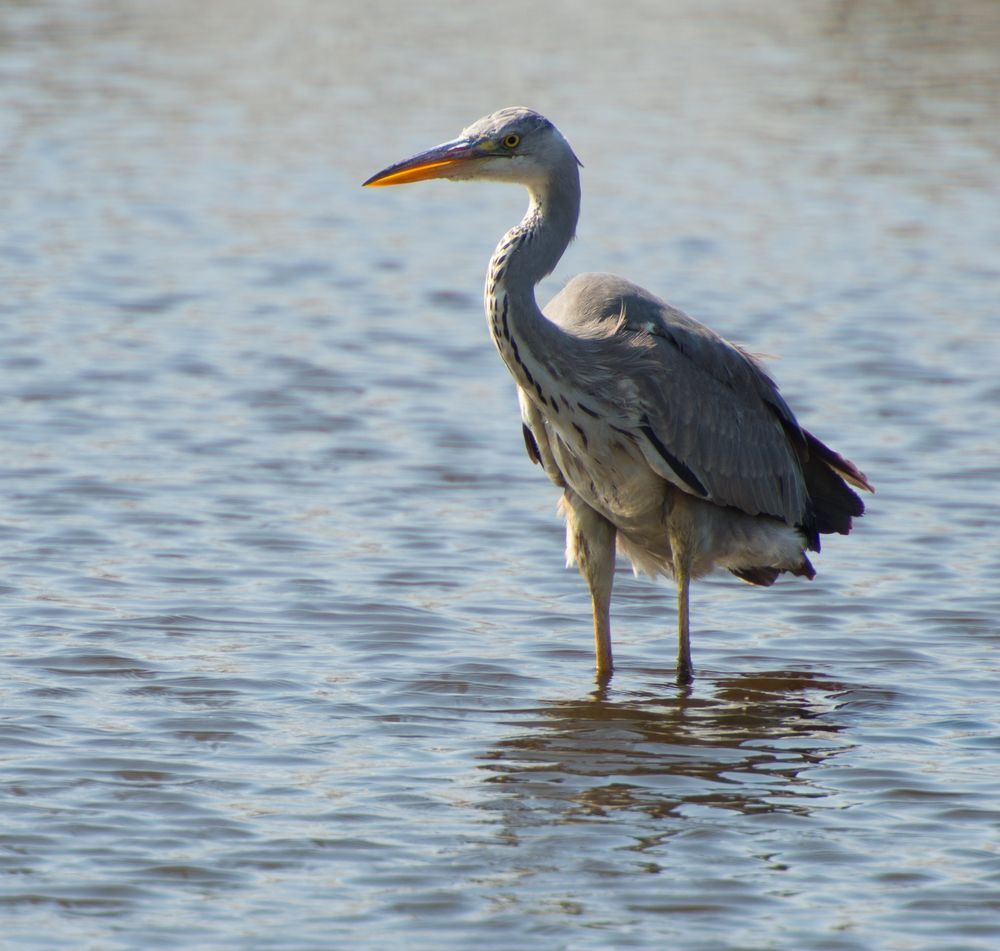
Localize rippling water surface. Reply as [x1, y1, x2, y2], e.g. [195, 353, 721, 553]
[2, 1, 999, 948]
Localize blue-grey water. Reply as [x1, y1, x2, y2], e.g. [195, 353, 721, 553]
[2, 1, 999, 948]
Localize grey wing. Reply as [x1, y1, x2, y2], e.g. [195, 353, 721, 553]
[544, 273, 809, 525]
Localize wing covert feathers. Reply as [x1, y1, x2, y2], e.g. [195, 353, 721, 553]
[540, 272, 872, 546]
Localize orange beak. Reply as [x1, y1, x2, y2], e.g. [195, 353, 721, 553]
[363, 138, 481, 187]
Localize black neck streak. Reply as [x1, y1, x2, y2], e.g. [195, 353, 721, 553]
[484, 169, 580, 415]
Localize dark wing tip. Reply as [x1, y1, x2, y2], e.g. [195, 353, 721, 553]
[800, 429, 871, 541]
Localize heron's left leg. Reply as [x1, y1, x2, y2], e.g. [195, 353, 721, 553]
[560, 491, 617, 679]
[674, 563, 693, 686]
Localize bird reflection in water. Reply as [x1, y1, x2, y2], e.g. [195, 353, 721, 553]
[477, 670, 852, 830]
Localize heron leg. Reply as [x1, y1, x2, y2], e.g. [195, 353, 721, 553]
[561, 492, 616, 679]
[669, 503, 695, 685]
[674, 565, 693, 686]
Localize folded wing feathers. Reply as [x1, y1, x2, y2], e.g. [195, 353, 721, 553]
[542, 274, 872, 537]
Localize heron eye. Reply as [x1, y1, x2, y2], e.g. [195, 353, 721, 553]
[502, 134, 521, 150]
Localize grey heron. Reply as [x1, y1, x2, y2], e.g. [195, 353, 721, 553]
[364, 107, 873, 685]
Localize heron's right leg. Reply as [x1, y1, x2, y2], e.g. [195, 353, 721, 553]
[668, 497, 695, 686]
[560, 491, 617, 679]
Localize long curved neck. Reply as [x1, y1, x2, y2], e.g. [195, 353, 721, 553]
[485, 167, 580, 398]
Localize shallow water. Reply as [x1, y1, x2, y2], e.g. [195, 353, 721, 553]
[1, 1, 999, 948]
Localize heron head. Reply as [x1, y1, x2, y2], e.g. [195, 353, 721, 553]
[363, 107, 581, 190]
